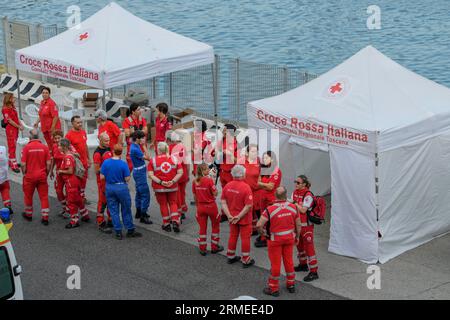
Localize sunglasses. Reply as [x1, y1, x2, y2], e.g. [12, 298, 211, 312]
[294, 181, 302, 185]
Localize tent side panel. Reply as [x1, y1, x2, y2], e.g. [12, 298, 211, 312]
[378, 134, 450, 263]
[328, 146, 378, 263]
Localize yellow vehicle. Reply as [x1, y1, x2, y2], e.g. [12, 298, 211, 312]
[0, 209, 23, 300]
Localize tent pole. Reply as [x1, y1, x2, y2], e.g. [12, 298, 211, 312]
[16, 69, 22, 119]
[102, 89, 106, 110]
[212, 55, 218, 146]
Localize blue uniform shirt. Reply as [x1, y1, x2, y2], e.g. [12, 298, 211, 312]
[101, 158, 130, 184]
[130, 143, 146, 169]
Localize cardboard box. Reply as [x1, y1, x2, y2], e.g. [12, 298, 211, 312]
[172, 120, 195, 130]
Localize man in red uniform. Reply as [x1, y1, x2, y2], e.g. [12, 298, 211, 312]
[169, 131, 190, 219]
[221, 164, 255, 267]
[122, 103, 148, 171]
[148, 142, 183, 232]
[257, 186, 302, 296]
[50, 131, 77, 218]
[21, 129, 51, 225]
[152, 103, 171, 154]
[93, 133, 113, 232]
[95, 109, 124, 150]
[65, 116, 90, 201]
[292, 175, 319, 282]
[244, 144, 261, 235]
[57, 138, 88, 229]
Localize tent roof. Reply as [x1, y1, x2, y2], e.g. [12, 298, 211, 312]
[249, 46, 450, 132]
[15, 2, 214, 88]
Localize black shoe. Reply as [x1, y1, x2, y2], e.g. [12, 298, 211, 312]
[172, 222, 180, 233]
[22, 212, 32, 221]
[115, 232, 123, 240]
[254, 239, 267, 248]
[227, 256, 241, 264]
[294, 264, 309, 272]
[263, 287, 280, 297]
[140, 216, 153, 225]
[243, 259, 255, 268]
[41, 219, 49, 226]
[287, 286, 296, 293]
[199, 250, 207, 256]
[98, 222, 113, 234]
[303, 272, 319, 282]
[135, 208, 141, 219]
[6, 206, 13, 215]
[162, 224, 172, 232]
[211, 245, 224, 254]
[65, 222, 80, 229]
[126, 230, 143, 238]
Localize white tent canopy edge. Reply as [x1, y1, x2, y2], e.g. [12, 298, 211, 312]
[247, 45, 450, 264]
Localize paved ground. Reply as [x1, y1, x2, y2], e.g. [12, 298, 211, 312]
[7, 180, 343, 300]
[1, 101, 450, 300]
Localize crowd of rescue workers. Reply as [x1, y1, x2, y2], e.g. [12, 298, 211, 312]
[0, 87, 321, 296]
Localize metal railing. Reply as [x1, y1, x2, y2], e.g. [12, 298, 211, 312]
[1, 17, 317, 126]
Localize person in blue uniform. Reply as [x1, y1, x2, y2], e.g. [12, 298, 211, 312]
[130, 130, 152, 225]
[100, 144, 142, 240]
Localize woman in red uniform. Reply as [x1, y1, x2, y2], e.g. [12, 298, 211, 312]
[122, 103, 148, 171]
[244, 143, 261, 236]
[2, 93, 23, 172]
[34, 87, 61, 151]
[255, 151, 282, 247]
[169, 131, 190, 219]
[192, 163, 223, 256]
[152, 103, 171, 154]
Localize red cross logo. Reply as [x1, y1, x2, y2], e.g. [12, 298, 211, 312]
[330, 82, 342, 94]
[79, 32, 89, 41]
[160, 162, 172, 174]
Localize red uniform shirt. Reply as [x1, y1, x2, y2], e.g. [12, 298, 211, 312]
[2, 105, 19, 133]
[221, 179, 253, 225]
[292, 188, 313, 208]
[60, 153, 79, 187]
[39, 98, 61, 132]
[66, 129, 88, 168]
[169, 143, 189, 183]
[244, 159, 261, 192]
[260, 167, 282, 203]
[192, 131, 213, 174]
[155, 116, 171, 142]
[21, 140, 51, 179]
[192, 176, 216, 204]
[93, 146, 112, 183]
[219, 137, 237, 172]
[122, 116, 147, 149]
[262, 200, 299, 241]
[98, 120, 121, 150]
[148, 154, 182, 191]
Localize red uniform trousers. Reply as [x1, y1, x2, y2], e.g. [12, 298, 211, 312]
[155, 191, 180, 226]
[177, 180, 188, 213]
[196, 202, 220, 251]
[268, 238, 296, 292]
[5, 128, 19, 169]
[297, 216, 318, 272]
[96, 179, 111, 225]
[65, 177, 88, 225]
[0, 181, 11, 207]
[23, 175, 50, 220]
[227, 223, 252, 264]
[43, 131, 53, 152]
[54, 174, 67, 212]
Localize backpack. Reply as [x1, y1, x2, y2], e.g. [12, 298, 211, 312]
[72, 153, 86, 179]
[304, 191, 327, 225]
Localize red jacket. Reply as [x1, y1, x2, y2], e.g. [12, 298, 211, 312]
[148, 154, 182, 192]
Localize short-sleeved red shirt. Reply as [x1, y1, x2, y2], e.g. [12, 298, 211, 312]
[2, 105, 19, 133]
[192, 176, 216, 204]
[260, 167, 282, 202]
[66, 129, 88, 168]
[98, 120, 121, 150]
[93, 146, 112, 183]
[52, 144, 77, 170]
[21, 140, 51, 179]
[60, 153, 79, 186]
[39, 98, 61, 132]
[244, 159, 261, 191]
[221, 179, 253, 225]
[155, 116, 171, 142]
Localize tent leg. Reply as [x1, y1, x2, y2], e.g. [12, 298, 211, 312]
[16, 70, 22, 119]
[102, 89, 106, 110]
[212, 55, 219, 152]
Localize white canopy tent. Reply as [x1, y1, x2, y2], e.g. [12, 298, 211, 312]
[14, 2, 214, 89]
[248, 45, 450, 263]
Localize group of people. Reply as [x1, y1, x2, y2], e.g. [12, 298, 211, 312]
[1, 87, 320, 297]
